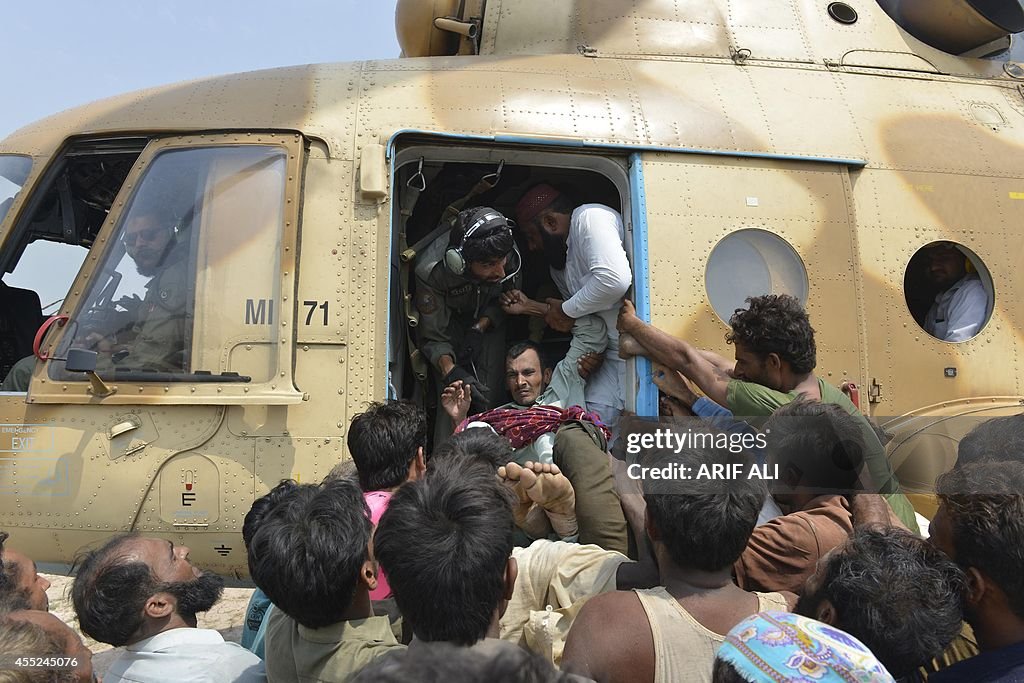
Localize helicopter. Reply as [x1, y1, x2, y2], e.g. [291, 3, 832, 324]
[0, 0, 1023, 573]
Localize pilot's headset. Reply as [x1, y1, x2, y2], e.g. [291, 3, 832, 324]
[444, 207, 522, 284]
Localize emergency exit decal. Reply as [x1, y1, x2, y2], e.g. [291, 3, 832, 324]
[0, 425, 53, 453]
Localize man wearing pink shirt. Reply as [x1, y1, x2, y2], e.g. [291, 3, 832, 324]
[347, 401, 428, 600]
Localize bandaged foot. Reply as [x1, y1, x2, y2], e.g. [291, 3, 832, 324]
[498, 463, 552, 539]
[618, 332, 645, 360]
[519, 461, 578, 539]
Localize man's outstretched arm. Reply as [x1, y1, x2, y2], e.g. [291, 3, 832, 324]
[617, 300, 732, 407]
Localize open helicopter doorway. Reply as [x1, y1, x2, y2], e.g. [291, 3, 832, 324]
[388, 143, 631, 444]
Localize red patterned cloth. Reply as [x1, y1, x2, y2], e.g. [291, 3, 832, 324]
[456, 404, 611, 448]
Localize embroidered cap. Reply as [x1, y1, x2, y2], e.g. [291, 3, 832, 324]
[716, 611, 895, 683]
[515, 184, 561, 226]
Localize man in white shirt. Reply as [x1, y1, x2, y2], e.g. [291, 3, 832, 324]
[72, 534, 265, 683]
[922, 242, 988, 342]
[515, 184, 632, 438]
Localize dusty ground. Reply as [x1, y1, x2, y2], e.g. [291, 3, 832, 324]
[44, 573, 255, 676]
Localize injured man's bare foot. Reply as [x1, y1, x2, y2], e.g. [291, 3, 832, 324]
[617, 332, 646, 360]
[498, 463, 552, 539]
[518, 461, 578, 539]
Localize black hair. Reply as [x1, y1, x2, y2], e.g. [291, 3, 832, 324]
[242, 479, 299, 549]
[956, 413, 1024, 467]
[0, 587, 31, 616]
[806, 527, 965, 677]
[71, 534, 159, 646]
[432, 428, 514, 471]
[726, 294, 816, 375]
[458, 207, 515, 264]
[506, 340, 550, 371]
[347, 401, 427, 492]
[641, 436, 766, 572]
[712, 659, 751, 683]
[0, 531, 28, 615]
[936, 460, 1024, 620]
[374, 460, 515, 645]
[355, 640, 571, 682]
[763, 400, 867, 494]
[247, 478, 371, 629]
[72, 534, 224, 646]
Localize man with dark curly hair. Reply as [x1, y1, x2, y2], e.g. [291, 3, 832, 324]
[929, 460, 1024, 682]
[796, 526, 966, 679]
[616, 294, 917, 530]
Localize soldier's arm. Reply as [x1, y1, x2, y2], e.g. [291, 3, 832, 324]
[414, 276, 455, 374]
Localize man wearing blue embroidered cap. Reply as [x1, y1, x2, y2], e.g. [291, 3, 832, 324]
[713, 611, 895, 682]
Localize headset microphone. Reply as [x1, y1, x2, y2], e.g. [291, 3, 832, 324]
[444, 207, 520, 280]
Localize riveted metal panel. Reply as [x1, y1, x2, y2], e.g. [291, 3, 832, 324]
[0, 400, 224, 562]
[641, 152, 865, 391]
[853, 169, 1024, 413]
[133, 426, 254, 573]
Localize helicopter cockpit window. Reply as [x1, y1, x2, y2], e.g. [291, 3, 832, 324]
[705, 229, 809, 323]
[52, 145, 288, 382]
[904, 242, 992, 343]
[0, 155, 31, 225]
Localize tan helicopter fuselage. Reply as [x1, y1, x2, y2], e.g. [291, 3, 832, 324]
[1, 0, 1023, 573]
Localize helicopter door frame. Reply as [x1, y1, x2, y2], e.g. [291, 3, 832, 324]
[387, 135, 635, 412]
[386, 132, 868, 418]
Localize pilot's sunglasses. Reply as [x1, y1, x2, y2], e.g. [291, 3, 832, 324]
[122, 226, 166, 246]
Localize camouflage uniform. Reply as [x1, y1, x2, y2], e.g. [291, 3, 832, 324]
[118, 250, 189, 372]
[0, 250, 188, 391]
[414, 232, 517, 436]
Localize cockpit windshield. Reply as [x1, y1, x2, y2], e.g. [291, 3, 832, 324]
[0, 155, 32, 224]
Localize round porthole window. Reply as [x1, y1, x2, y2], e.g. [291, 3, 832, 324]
[705, 229, 809, 324]
[904, 242, 993, 343]
[827, 2, 859, 25]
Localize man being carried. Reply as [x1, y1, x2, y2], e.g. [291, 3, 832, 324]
[421, 430, 657, 666]
[616, 293, 918, 530]
[442, 337, 628, 553]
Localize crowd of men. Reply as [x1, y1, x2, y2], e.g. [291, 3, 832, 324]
[0, 186, 1019, 682]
